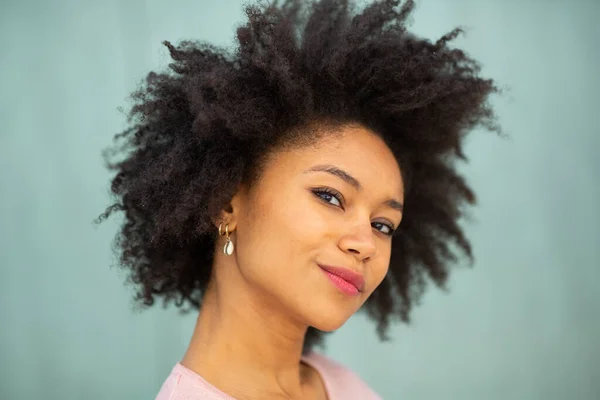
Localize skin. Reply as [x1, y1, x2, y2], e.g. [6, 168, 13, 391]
[181, 123, 404, 399]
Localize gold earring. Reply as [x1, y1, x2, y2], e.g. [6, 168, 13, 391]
[219, 222, 234, 256]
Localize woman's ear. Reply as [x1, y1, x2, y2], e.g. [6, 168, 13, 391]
[213, 184, 246, 232]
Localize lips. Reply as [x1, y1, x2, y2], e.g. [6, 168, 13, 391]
[317, 264, 365, 293]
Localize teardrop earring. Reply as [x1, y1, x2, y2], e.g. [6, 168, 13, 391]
[219, 222, 234, 256]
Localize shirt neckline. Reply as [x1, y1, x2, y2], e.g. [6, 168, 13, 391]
[172, 352, 331, 400]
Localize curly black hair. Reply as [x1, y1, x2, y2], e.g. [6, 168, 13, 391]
[97, 0, 499, 354]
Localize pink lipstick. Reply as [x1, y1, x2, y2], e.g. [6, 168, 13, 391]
[318, 264, 365, 296]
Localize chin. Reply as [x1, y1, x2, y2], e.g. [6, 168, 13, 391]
[313, 322, 346, 333]
[307, 309, 354, 332]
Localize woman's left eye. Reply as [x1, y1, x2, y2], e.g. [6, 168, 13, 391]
[372, 222, 395, 236]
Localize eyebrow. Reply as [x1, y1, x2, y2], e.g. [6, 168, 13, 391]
[304, 164, 404, 212]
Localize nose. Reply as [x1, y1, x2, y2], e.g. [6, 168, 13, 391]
[338, 221, 377, 262]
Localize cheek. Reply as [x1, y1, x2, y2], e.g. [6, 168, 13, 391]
[236, 188, 332, 283]
[368, 249, 392, 293]
[280, 194, 334, 251]
[273, 187, 339, 248]
[374, 262, 390, 286]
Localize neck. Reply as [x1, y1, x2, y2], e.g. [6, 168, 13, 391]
[181, 261, 318, 399]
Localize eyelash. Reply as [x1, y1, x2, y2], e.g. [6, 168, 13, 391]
[311, 188, 396, 237]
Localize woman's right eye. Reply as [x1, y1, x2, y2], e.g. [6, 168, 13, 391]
[312, 188, 344, 209]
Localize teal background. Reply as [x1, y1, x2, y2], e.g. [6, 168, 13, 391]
[1, 1, 599, 399]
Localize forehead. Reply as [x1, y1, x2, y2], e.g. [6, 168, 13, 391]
[264, 124, 404, 197]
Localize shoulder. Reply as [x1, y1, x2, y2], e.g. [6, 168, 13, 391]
[302, 352, 382, 400]
[155, 363, 233, 400]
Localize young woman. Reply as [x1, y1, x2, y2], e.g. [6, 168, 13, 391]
[98, 0, 498, 398]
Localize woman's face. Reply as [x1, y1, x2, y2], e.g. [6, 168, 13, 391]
[229, 124, 404, 331]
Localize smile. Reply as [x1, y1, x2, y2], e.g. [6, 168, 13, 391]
[317, 264, 365, 296]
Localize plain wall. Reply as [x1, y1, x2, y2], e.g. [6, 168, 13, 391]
[1, 1, 598, 399]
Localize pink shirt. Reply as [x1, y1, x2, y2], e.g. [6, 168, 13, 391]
[155, 352, 382, 400]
